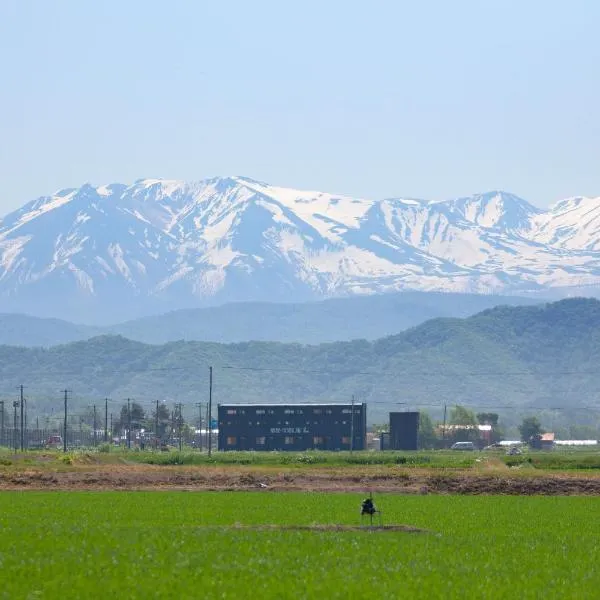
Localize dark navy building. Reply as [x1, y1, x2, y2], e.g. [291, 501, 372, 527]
[380, 411, 420, 450]
[218, 403, 367, 451]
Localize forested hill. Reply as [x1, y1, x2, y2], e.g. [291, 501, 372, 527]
[1, 298, 600, 422]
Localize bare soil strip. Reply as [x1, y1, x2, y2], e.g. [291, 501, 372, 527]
[216, 524, 428, 533]
[1, 465, 600, 494]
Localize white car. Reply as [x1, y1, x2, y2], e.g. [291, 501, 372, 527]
[450, 442, 475, 451]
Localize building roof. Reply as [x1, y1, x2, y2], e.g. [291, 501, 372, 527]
[218, 403, 363, 407]
[555, 440, 598, 446]
[541, 433, 555, 441]
[437, 424, 492, 431]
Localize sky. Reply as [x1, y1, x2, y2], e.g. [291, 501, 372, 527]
[1, 0, 599, 213]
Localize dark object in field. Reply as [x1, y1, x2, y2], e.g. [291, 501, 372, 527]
[361, 493, 383, 526]
[361, 497, 376, 516]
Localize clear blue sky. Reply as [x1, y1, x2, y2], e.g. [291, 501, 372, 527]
[1, 0, 599, 212]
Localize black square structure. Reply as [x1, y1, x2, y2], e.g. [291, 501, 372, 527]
[389, 411, 420, 450]
[218, 403, 367, 451]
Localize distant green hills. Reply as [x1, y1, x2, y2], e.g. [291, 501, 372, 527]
[1, 298, 599, 429]
[0, 291, 539, 347]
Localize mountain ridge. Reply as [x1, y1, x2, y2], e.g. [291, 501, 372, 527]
[1, 176, 600, 322]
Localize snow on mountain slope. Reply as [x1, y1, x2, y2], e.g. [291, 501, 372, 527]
[0, 176, 600, 322]
[441, 191, 540, 231]
[530, 196, 600, 251]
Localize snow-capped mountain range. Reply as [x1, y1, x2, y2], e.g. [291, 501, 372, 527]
[1, 176, 599, 323]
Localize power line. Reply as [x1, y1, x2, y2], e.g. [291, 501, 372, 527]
[24, 398, 600, 412]
[4, 361, 600, 380]
[219, 364, 600, 377]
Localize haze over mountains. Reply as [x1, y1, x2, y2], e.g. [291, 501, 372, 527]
[1, 176, 599, 323]
[2, 299, 599, 426]
[0, 292, 540, 347]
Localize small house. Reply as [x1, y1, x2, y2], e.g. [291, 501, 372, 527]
[540, 432, 555, 450]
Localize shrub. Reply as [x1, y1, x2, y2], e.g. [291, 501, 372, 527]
[296, 454, 317, 464]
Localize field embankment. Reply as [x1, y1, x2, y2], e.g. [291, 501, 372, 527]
[1, 450, 600, 494]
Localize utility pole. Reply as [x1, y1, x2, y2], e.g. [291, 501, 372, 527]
[155, 399, 160, 447]
[63, 390, 69, 453]
[170, 409, 175, 445]
[350, 394, 355, 454]
[110, 413, 113, 443]
[127, 398, 131, 450]
[208, 366, 213, 457]
[104, 399, 108, 443]
[19, 385, 24, 452]
[24, 397, 28, 450]
[0, 400, 4, 447]
[177, 403, 183, 452]
[93, 405, 97, 447]
[13, 401, 18, 452]
[442, 404, 447, 448]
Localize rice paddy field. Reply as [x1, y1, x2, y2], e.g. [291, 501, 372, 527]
[1, 491, 598, 599]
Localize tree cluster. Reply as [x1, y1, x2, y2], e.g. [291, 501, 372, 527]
[111, 402, 187, 442]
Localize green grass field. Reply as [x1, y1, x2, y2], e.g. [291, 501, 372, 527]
[0, 492, 598, 599]
[3, 446, 600, 471]
[129, 447, 600, 470]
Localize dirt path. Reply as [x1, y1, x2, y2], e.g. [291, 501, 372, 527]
[1, 465, 600, 494]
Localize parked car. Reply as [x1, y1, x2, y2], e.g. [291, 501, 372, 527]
[450, 441, 475, 451]
[45, 435, 63, 449]
[483, 443, 503, 450]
